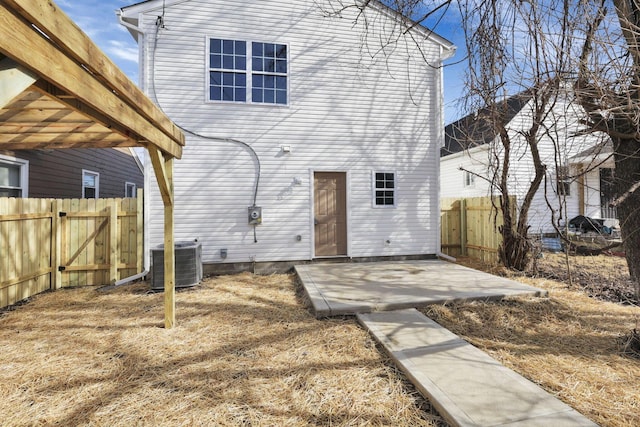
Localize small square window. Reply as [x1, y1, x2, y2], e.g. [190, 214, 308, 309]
[125, 182, 137, 198]
[374, 172, 396, 206]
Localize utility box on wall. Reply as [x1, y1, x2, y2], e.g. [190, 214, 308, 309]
[151, 241, 203, 291]
[248, 206, 262, 225]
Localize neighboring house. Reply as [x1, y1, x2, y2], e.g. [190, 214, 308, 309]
[119, 0, 455, 271]
[440, 87, 613, 234]
[0, 148, 143, 199]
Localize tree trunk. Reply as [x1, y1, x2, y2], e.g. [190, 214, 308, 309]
[613, 136, 640, 291]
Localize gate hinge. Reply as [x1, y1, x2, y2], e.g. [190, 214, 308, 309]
[59, 212, 67, 217]
[58, 266, 66, 271]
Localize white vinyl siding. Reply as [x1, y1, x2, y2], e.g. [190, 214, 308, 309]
[135, 0, 450, 263]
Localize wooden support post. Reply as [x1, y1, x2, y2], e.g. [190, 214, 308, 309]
[150, 147, 176, 328]
[163, 157, 175, 329]
[109, 203, 118, 284]
[136, 188, 144, 273]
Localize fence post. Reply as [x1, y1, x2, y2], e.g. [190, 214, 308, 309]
[136, 189, 143, 273]
[52, 199, 62, 289]
[460, 198, 467, 256]
[109, 202, 118, 284]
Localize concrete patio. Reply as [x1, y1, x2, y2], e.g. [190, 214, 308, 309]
[295, 259, 547, 317]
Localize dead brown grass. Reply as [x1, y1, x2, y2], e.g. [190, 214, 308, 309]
[0, 273, 444, 426]
[424, 255, 640, 427]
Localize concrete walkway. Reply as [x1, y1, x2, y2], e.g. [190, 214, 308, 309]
[295, 260, 598, 427]
[295, 260, 547, 317]
[358, 309, 598, 427]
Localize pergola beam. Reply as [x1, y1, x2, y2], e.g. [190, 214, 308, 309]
[1, 0, 184, 148]
[0, 4, 182, 158]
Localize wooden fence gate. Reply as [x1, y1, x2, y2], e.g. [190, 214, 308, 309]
[0, 191, 143, 309]
[441, 196, 516, 264]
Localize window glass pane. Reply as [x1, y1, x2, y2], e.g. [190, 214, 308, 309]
[210, 71, 222, 85]
[83, 174, 96, 188]
[210, 86, 222, 100]
[264, 43, 275, 57]
[222, 86, 235, 101]
[276, 45, 287, 58]
[0, 188, 21, 197]
[0, 164, 20, 187]
[265, 59, 275, 72]
[276, 59, 287, 73]
[252, 42, 262, 57]
[276, 90, 287, 104]
[210, 54, 221, 69]
[253, 74, 264, 88]
[252, 88, 263, 103]
[265, 75, 275, 88]
[276, 76, 287, 89]
[235, 40, 246, 55]
[236, 73, 246, 86]
[210, 39, 222, 54]
[235, 87, 246, 101]
[222, 55, 234, 69]
[223, 39, 234, 53]
[264, 90, 275, 103]
[84, 187, 96, 199]
[235, 55, 246, 70]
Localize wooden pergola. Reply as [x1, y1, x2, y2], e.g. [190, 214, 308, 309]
[0, 0, 184, 328]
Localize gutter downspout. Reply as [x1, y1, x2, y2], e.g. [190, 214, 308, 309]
[436, 44, 457, 264]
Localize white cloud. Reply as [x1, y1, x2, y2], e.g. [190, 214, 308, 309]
[107, 40, 139, 63]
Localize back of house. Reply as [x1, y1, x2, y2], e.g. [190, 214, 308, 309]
[119, 0, 455, 272]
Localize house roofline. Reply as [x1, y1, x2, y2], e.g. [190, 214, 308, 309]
[119, 0, 455, 54]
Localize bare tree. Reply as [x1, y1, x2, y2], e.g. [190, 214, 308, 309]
[326, 0, 639, 288]
[574, 0, 640, 293]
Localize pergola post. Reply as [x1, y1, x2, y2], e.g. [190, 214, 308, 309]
[149, 147, 176, 328]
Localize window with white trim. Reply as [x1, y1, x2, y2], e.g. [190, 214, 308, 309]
[209, 38, 288, 104]
[82, 170, 99, 199]
[125, 182, 136, 198]
[556, 166, 571, 196]
[374, 172, 396, 206]
[463, 171, 475, 187]
[0, 155, 28, 197]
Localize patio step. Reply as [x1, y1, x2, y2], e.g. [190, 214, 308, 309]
[357, 309, 598, 427]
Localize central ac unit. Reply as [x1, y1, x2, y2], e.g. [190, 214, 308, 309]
[151, 241, 203, 291]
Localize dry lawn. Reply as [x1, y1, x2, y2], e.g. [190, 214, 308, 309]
[0, 273, 444, 426]
[425, 254, 640, 427]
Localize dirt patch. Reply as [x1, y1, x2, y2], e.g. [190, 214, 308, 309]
[532, 253, 638, 304]
[0, 273, 444, 426]
[429, 254, 640, 427]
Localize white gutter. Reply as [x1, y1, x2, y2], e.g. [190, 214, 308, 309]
[116, 9, 144, 35]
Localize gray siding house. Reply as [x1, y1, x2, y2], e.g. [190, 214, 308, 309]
[0, 148, 143, 199]
[119, 0, 455, 271]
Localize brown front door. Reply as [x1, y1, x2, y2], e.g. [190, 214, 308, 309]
[314, 172, 347, 257]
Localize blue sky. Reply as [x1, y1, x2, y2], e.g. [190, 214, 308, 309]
[57, 0, 466, 122]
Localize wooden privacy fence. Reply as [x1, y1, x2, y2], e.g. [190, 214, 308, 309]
[441, 196, 517, 264]
[0, 191, 143, 309]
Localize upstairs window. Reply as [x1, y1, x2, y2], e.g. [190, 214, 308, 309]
[374, 172, 396, 207]
[209, 38, 288, 105]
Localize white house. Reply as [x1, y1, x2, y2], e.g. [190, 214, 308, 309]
[440, 87, 614, 234]
[119, 0, 455, 272]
